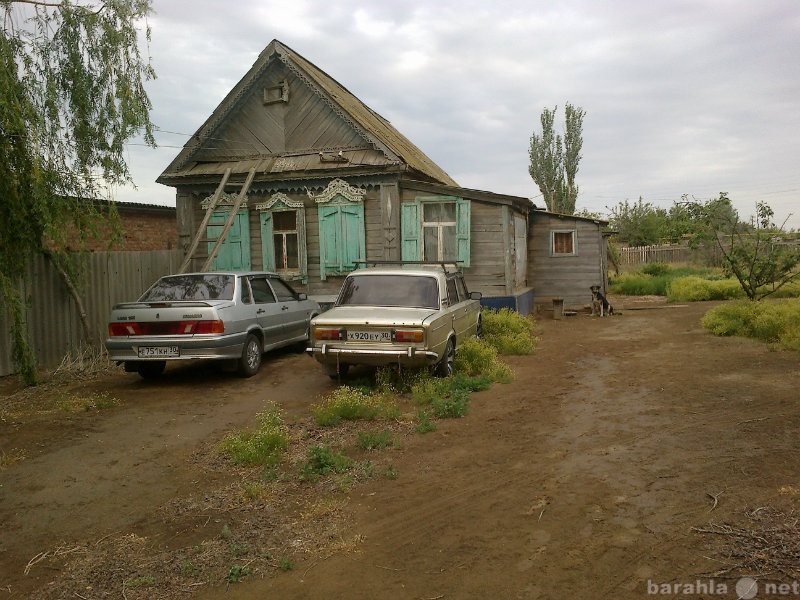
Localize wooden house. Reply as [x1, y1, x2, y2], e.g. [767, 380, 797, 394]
[157, 40, 606, 314]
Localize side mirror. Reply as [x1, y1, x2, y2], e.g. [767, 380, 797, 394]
[470, 291, 482, 300]
[298, 293, 308, 300]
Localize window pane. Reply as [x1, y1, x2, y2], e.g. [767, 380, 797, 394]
[273, 210, 296, 231]
[250, 277, 276, 303]
[441, 225, 457, 261]
[273, 234, 284, 269]
[423, 202, 456, 222]
[286, 234, 299, 269]
[553, 231, 574, 254]
[338, 275, 439, 309]
[423, 226, 439, 260]
[446, 278, 458, 305]
[140, 274, 234, 301]
[269, 277, 297, 302]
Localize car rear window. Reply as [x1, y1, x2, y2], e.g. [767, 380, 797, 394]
[139, 274, 235, 301]
[338, 275, 439, 309]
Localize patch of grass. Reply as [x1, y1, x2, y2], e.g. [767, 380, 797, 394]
[610, 264, 722, 296]
[226, 564, 251, 583]
[374, 366, 431, 394]
[299, 445, 355, 480]
[357, 429, 394, 450]
[701, 299, 800, 351]
[278, 558, 295, 572]
[311, 386, 398, 426]
[454, 338, 514, 383]
[57, 391, 118, 412]
[481, 308, 537, 355]
[411, 373, 489, 419]
[180, 559, 200, 578]
[667, 276, 743, 301]
[218, 405, 288, 466]
[414, 409, 436, 433]
[0, 447, 26, 469]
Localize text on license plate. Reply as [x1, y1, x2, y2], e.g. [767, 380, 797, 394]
[138, 346, 180, 358]
[347, 330, 391, 342]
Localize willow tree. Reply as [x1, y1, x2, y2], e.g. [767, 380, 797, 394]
[528, 102, 585, 214]
[0, 0, 156, 384]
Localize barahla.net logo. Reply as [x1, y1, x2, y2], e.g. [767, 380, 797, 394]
[647, 577, 800, 598]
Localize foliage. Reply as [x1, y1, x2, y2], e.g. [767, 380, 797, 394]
[57, 390, 118, 412]
[311, 386, 398, 426]
[454, 338, 514, 382]
[528, 102, 585, 214]
[684, 195, 800, 300]
[611, 264, 726, 297]
[666, 276, 744, 301]
[299, 445, 354, 480]
[607, 197, 670, 247]
[0, 0, 156, 384]
[357, 429, 394, 450]
[701, 299, 800, 351]
[481, 308, 537, 355]
[218, 406, 289, 466]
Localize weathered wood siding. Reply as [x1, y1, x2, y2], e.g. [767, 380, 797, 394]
[528, 213, 606, 310]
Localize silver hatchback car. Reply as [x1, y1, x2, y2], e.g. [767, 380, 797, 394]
[307, 263, 482, 378]
[105, 271, 320, 378]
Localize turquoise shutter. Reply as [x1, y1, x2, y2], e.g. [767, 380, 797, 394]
[259, 212, 275, 271]
[456, 198, 471, 268]
[401, 202, 420, 261]
[207, 210, 251, 271]
[340, 204, 364, 271]
[318, 205, 339, 281]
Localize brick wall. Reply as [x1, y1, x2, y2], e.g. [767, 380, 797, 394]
[80, 203, 178, 252]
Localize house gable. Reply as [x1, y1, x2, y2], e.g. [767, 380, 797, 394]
[158, 40, 456, 187]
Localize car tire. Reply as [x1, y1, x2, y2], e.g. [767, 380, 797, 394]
[435, 338, 455, 378]
[324, 363, 349, 380]
[137, 361, 166, 379]
[238, 334, 262, 377]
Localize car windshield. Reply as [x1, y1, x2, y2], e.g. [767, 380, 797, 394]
[139, 274, 235, 301]
[338, 274, 439, 309]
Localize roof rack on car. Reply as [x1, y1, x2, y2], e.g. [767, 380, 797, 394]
[354, 260, 462, 273]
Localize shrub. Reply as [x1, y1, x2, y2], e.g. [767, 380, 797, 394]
[667, 276, 743, 302]
[701, 299, 800, 350]
[481, 308, 537, 355]
[311, 386, 398, 426]
[219, 406, 288, 466]
[299, 445, 354, 479]
[641, 262, 670, 276]
[454, 338, 514, 383]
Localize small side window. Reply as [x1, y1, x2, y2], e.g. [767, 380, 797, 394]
[551, 230, 576, 256]
[455, 276, 469, 302]
[446, 277, 459, 306]
[240, 277, 253, 304]
[250, 277, 277, 304]
[269, 277, 298, 302]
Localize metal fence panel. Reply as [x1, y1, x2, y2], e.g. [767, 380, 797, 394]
[0, 249, 182, 377]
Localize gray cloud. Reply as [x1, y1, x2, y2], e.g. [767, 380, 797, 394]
[117, 0, 800, 228]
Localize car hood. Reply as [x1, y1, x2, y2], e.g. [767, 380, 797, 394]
[313, 305, 438, 326]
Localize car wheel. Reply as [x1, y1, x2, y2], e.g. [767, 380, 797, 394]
[435, 338, 455, 378]
[238, 334, 262, 377]
[137, 361, 166, 380]
[324, 363, 349, 380]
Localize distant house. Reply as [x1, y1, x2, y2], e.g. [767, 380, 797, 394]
[157, 39, 606, 314]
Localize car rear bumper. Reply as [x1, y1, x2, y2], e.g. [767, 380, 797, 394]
[105, 334, 246, 362]
[307, 344, 439, 367]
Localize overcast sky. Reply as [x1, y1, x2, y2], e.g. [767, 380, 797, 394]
[117, 0, 800, 229]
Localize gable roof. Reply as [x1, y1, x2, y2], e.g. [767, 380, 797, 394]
[158, 40, 457, 187]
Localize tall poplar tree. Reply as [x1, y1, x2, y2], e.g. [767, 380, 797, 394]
[0, 0, 156, 384]
[528, 102, 585, 214]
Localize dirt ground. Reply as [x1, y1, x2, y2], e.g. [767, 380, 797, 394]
[2, 299, 800, 599]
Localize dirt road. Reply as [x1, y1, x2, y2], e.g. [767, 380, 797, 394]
[2, 301, 799, 599]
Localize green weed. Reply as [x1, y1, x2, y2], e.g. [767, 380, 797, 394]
[702, 299, 800, 352]
[226, 565, 251, 583]
[218, 405, 288, 466]
[357, 429, 394, 450]
[414, 409, 436, 433]
[299, 445, 354, 480]
[481, 308, 537, 355]
[454, 338, 514, 383]
[125, 574, 156, 589]
[311, 386, 398, 426]
[279, 558, 295, 571]
[57, 391, 118, 412]
[667, 276, 743, 301]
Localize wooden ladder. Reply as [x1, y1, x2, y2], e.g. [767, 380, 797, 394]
[177, 167, 256, 273]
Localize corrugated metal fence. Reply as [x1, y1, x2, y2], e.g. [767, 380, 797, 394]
[0, 249, 182, 377]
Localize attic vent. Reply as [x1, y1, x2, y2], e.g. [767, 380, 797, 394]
[263, 79, 289, 105]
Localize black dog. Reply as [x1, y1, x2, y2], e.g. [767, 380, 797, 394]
[590, 285, 613, 316]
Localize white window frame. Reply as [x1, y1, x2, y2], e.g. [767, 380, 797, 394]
[550, 229, 577, 257]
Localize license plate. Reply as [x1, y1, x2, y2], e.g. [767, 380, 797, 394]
[346, 330, 391, 342]
[137, 346, 180, 358]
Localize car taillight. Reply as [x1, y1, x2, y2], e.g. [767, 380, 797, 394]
[193, 320, 224, 334]
[314, 328, 344, 341]
[108, 320, 224, 336]
[393, 329, 424, 343]
[109, 322, 141, 336]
